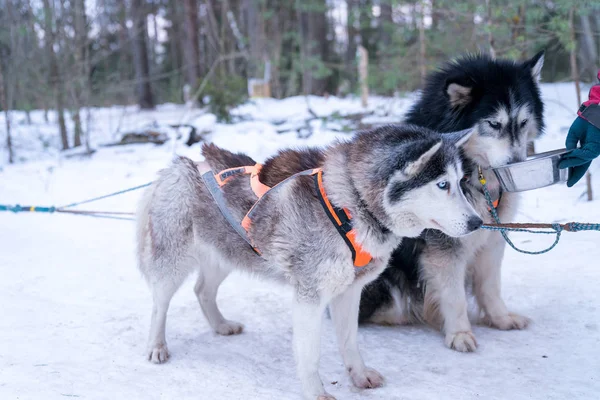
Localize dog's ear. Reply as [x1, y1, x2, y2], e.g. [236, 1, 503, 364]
[445, 81, 472, 108]
[443, 128, 474, 147]
[525, 50, 544, 82]
[403, 141, 442, 177]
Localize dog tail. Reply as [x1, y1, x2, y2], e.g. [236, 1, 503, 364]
[201, 143, 256, 172]
[136, 156, 202, 279]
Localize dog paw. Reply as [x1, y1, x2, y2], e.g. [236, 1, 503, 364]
[148, 344, 169, 364]
[486, 312, 530, 330]
[215, 320, 244, 336]
[349, 367, 385, 389]
[445, 331, 478, 352]
[316, 394, 337, 400]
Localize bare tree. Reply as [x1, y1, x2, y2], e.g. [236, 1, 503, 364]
[245, 0, 266, 79]
[70, 0, 90, 149]
[418, 1, 427, 85]
[0, 1, 15, 163]
[183, 0, 201, 88]
[569, 7, 593, 201]
[379, 0, 393, 48]
[42, 0, 69, 150]
[297, 0, 329, 95]
[485, 0, 496, 58]
[0, 53, 13, 164]
[346, 0, 359, 84]
[131, 0, 155, 109]
[578, 14, 598, 81]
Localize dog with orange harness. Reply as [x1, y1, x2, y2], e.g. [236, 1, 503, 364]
[136, 124, 481, 399]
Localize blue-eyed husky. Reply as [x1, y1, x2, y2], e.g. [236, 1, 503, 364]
[136, 125, 481, 399]
[359, 52, 546, 352]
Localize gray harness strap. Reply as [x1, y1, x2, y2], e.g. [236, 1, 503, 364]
[200, 171, 256, 249]
[201, 165, 321, 256]
[243, 167, 320, 224]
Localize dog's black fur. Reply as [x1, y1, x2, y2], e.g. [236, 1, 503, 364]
[406, 52, 545, 134]
[359, 52, 545, 323]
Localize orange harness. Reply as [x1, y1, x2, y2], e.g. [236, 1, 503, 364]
[208, 164, 372, 268]
[489, 196, 501, 210]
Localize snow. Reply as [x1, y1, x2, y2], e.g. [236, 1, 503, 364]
[1, 86, 599, 400]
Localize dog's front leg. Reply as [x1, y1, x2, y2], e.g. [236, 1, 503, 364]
[421, 252, 476, 352]
[330, 283, 384, 390]
[292, 295, 334, 400]
[473, 237, 530, 330]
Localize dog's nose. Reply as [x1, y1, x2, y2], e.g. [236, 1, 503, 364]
[467, 216, 483, 232]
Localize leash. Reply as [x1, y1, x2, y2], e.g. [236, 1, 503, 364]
[3, 168, 599, 256]
[0, 182, 152, 221]
[477, 166, 599, 255]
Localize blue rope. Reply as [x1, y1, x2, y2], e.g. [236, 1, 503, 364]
[1, 182, 152, 221]
[479, 174, 562, 255]
[564, 222, 600, 232]
[0, 205, 57, 213]
[58, 182, 152, 209]
[66, 212, 135, 221]
[481, 226, 561, 235]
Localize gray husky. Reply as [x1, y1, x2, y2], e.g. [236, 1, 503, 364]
[359, 52, 546, 353]
[136, 125, 481, 399]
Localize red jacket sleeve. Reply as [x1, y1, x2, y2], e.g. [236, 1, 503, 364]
[577, 70, 600, 129]
[579, 70, 600, 109]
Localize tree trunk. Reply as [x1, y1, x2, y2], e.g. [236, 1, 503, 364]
[204, 0, 221, 72]
[431, 0, 439, 31]
[72, 0, 89, 148]
[586, 172, 594, 202]
[418, 1, 427, 85]
[594, 11, 600, 67]
[519, 5, 527, 59]
[359, 0, 375, 55]
[245, 0, 266, 78]
[0, 61, 14, 164]
[346, 0, 359, 84]
[569, 9, 582, 109]
[167, 0, 185, 97]
[42, 0, 69, 150]
[297, 0, 329, 95]
[578, 14, 597, 81]
[222, 0, 236, 75]
[485, 0, 496, 58]
[183, 0, 201, 88]
[379, 0, 393, 49]
[72, 112, 83, 148]
[569, 8, 593, 201]
[131, 0, 155, 109]
[118, 0, 131, 94]
[358, 45, 369, 107]
[511, 4, 527, 58]
[150, 4, 159, 69]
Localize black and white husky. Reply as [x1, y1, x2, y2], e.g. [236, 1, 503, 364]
[359, 52, 546, 352]
[136, 125, 481, 399]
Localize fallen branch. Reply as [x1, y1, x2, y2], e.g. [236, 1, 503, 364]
[100, 130, 168, 147]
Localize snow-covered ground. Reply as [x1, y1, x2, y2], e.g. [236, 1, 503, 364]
[1, 85, 599, 400]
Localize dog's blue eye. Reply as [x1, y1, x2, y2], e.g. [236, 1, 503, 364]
[437, 181, 449, 190]
[487, 121, 502, 130]
[520, 119, 528, 128]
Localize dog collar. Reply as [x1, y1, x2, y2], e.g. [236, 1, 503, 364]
[314, 170, 373, 268]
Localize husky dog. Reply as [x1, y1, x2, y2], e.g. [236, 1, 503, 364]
[359, 52, 545, 352]
[136, 125, 481, 399]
